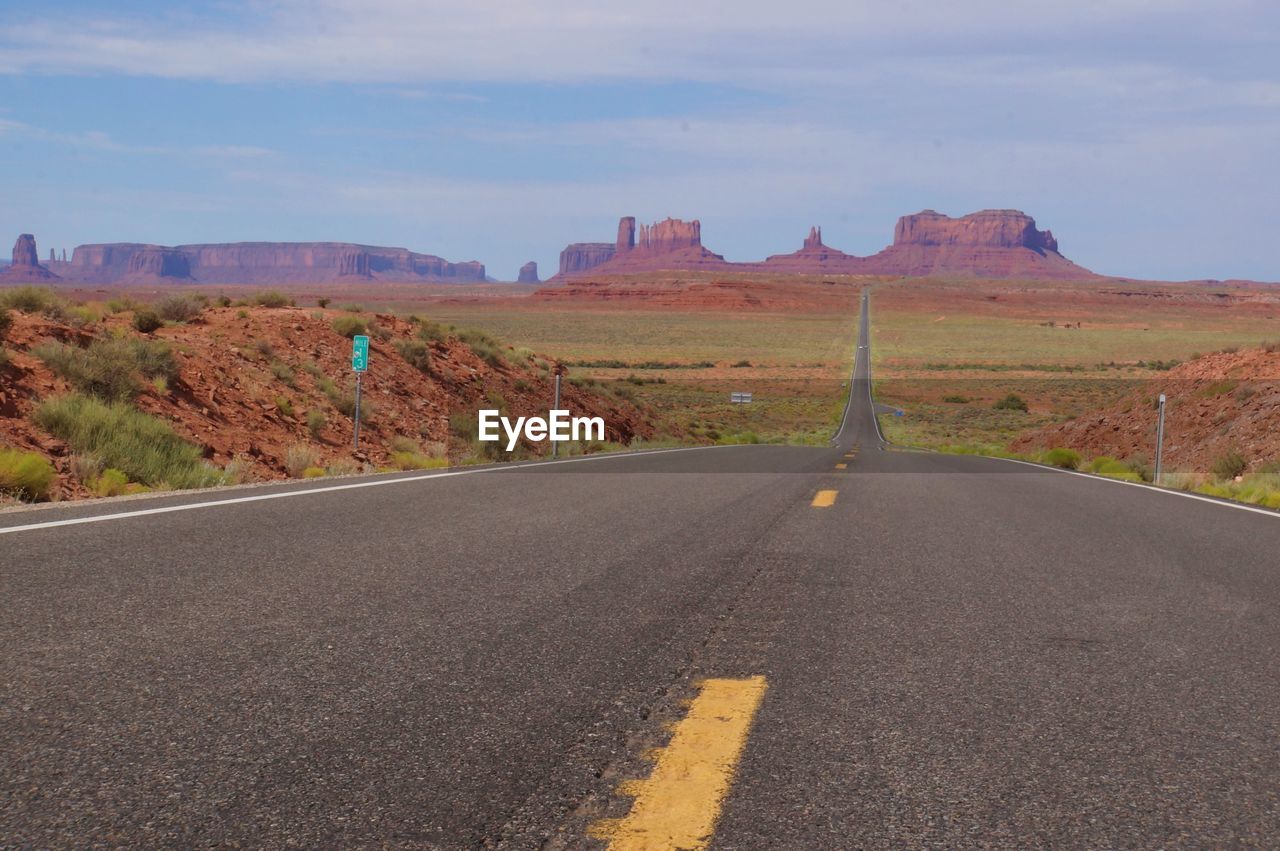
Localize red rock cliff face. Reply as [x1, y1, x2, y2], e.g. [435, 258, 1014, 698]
[0, 233, 59, 281]
[63, 242, 484, 284]
[126, 246, 193, 280]
[558, 243, 616, 276]
[517, 261, 539, 283]
[636, 218, 702, 252]
[893, 209, 1058, 252]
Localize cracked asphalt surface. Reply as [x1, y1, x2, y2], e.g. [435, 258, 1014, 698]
[4, 293, 1279, 847]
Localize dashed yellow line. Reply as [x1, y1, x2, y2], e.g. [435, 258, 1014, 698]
[811, 489, 838, 507]
[590, 677, 768, 850]
[835, 463, 847, 470]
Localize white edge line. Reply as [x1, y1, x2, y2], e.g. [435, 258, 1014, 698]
[0, 444, 756, 536]
[975, 455, 1280, 521]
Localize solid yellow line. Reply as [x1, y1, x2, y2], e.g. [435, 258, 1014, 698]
[835, 463, 847, 470]
[591, 677, 768, 850]
[811, 489, 838, 507]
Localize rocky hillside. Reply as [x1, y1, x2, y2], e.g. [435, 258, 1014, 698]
[1016, 345, 1280, 474]
[0, 291, 654, 502]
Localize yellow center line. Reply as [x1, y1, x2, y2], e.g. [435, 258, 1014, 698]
[835, 463, 847, 470]
[590, 677, 768, 850]
[811, 489, 838, 507]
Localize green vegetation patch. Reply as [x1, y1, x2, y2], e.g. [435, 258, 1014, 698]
[0, 448, 57, 501]
[34, 395, 223, 489]
[33, 337, 178, 402]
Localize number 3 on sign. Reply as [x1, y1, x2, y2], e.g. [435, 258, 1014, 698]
[352, 335, 370, 372]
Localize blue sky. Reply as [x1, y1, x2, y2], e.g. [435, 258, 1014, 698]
[2, 1, 1278, 281]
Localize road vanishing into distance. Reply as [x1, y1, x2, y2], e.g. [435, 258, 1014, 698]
[4, 291, 1280, 848]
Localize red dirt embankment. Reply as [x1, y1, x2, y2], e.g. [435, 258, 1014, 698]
[0, 306, 653, 500]
[1016, 346, 1280, 473]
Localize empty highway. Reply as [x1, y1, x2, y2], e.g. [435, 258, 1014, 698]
[4, 292, 1280, 848]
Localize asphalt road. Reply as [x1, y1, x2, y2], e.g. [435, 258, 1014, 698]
[4, 291, 1280, 848]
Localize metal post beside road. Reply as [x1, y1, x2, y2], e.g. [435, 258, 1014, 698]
[352, 334, 370, 451]
[1155, 393, 1166, 485]
[552, 370, 562, 458]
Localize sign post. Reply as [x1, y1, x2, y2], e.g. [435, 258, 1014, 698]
[351, 335, 369, 450]
[551, 368, 563, 458]
[1154, 393, 1166, 484]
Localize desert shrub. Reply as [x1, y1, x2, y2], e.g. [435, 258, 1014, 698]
[156, 294, 203, 322]
[391, 337, 432, 371]
[284, 443, 321, 478]
[0, 286, 67, 319]
[252, 291, 290, 308]
[1086, 456, 1143, 482]
[1235, 383, 1257, 404]
[106, 296, 142, 314]
[275, 395, 295, 418]
[68, 454, 104, 484]
[236, 309, 249, 319]
[0, 448, 56, 501]
[317, 297, 331, 309]
[458, 329, 506, 367]
[35, 395, 223, 489]
[254, 338, 276, 359]
[66, 305, 102, 328]
[942, 395, 971, 404]
[332, 315, 368, 338]
[993, 393, 1029, 412]
[1212, 450, 1247, 481]
[390, 451, 449, 470]
[0, 348, 9, 367]
[339, 303, 364, 313]
[269, 359, 295, 386]
[306, 409, 327, 437]
[0, 308, 10, 337]
[214, 295, 231, 307]
[325, 459, 360, 477]
[319, 377, 371, 419]
[1041, 447, 1081, 470]
[303, 466, 326, 478]
[91, 468, 130, 497]
[132, 308, 163, 333]
[417, 321, 450, 343]
[368, 320, 392, 341]
[33, 337, 177, 402]
[731, 359, 752, 368]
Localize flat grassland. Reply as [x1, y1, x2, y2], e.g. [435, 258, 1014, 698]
[426, 303, 860, 445]
[870, 277, 1280, 453]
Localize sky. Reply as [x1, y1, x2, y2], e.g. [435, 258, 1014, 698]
[1, 1, 1278, 281]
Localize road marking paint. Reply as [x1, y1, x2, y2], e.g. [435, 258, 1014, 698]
[811, 489, 838, 507]
[0, 444, 759, 536]
[835, 463, 847, 470]
[590, 676, 767, 850]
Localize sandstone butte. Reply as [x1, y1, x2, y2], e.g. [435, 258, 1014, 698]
[35, 241, 486, 285]
[554, 209, 1098, 280]
[517, 261, 540, 283]
[0, 234, 60, 282]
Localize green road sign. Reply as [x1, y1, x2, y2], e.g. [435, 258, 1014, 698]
[352, 335, 370, 372]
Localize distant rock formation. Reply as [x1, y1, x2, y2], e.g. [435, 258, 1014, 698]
[61, 241, 485, 284]
[555, 210, 1095, 280]
[892, 209, 1058, 252]
[517, 261, 539, 283]
[862, 209, 1088, 278]
[337, 249, 371, 278]
[558, 243, 616, 276]
[556, 216, 727, 277]
[0, 234, 60, 282]
[616, 217, 636, 251]
[763, 225, 861, 270]
[126, 246, 193, 281]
